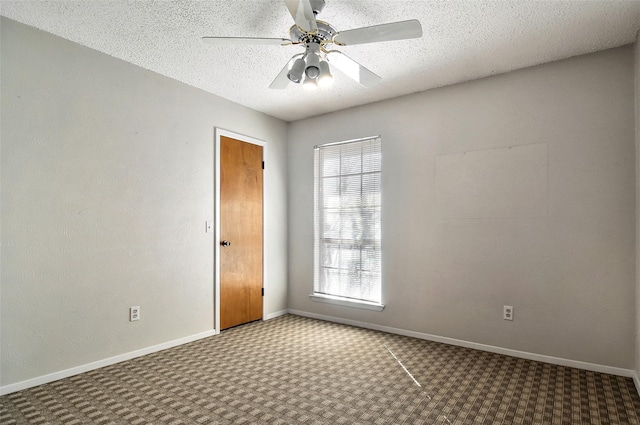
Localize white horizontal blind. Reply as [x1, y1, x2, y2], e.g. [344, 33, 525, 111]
[314, 137, 382, 303]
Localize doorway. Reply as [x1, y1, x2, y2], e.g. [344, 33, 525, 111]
[214, 129, 265, 331]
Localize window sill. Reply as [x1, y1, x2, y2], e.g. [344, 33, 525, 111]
[309, 294, 385, 311]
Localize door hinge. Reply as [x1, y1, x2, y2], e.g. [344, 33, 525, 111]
[261, 288, 264, 296]
[262, 161, 265, 169]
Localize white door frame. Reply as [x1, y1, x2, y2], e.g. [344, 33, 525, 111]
[214, 128, 266, 334]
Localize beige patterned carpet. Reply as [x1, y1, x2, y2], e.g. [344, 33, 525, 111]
[2, 314, 639, 424]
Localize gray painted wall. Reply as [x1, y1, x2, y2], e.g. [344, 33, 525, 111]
[635, 36, 640, 381]
[1, 18, 288, 386]
[288, 46, 636, 369]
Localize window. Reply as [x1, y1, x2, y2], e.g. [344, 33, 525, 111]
[313, 136, 383, 310]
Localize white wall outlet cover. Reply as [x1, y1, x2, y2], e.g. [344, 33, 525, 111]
[503, 305, 514, 321]
[130, 306, 140, 322]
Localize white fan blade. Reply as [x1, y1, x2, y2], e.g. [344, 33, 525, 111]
[284, 0, 318, 33]
[326, 51, 381, 87]
[333, 19, 422, 46]
[202, 37, 292, 46]
[269, 54, 302, 89]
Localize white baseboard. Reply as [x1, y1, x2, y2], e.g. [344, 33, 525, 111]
[288, 309, 635, 378]
[264, 309, 289, 320]
[0, 329, 216, 396]
[4, 312, 635, 396]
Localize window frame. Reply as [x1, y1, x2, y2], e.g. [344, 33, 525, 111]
[311, 136, 384, 311]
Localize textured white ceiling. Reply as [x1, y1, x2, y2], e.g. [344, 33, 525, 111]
[1, 1, 639, 122]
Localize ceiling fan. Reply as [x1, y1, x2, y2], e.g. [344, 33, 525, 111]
[202, 0, 423, 89]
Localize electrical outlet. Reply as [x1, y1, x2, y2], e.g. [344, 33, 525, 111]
[503, 305, 513, 321]
[130, 306, 140, 322]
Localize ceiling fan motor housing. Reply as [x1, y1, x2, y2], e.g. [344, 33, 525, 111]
[289, 21, 336, 44]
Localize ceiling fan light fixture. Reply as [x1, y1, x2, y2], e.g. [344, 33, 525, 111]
[287, 57, 306, 83]
[318, 60, 333, 87]
[303, 75, 318, 90]
[305, 52, 320, 79]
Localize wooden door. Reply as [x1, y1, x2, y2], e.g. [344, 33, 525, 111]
[220, 135, 263, 330]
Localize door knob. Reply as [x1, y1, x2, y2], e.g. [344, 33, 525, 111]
[221, 240, 231, 247]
